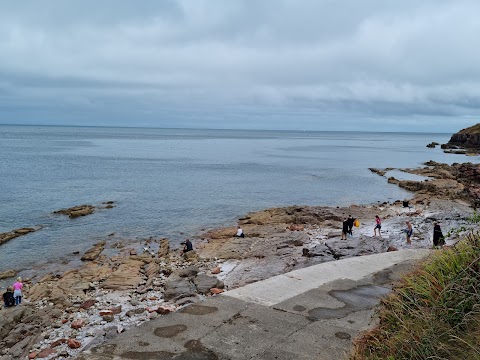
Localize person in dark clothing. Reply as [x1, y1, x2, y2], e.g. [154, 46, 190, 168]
[3, 287, 15, 308]
[346, 215, 355, 236]
[182, 239, 193, 254]
[433, 223, 445, 247]
[341, 218, 349, 240]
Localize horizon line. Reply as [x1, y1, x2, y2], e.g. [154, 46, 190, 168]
[0, 123, 454, 135]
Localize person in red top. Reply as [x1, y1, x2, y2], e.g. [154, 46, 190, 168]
[374, 215, 382, 236]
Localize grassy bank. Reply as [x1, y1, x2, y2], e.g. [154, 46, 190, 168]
[351, 232, 480, 360]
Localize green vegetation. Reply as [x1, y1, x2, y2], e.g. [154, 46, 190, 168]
[445, 210, 480, 238]
[351, 232, 480, 360]
[458, 123, 480, 135]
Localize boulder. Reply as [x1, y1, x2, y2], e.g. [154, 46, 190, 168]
[67, 339, 82, 349]
[177, 266, 199, 278]
[193, 274, 224, 294]
[183, 250, 199, 262]
[164, 278, 196, 300]
[211, 266, 221, 274]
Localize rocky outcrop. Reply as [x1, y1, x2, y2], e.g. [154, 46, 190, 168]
[1, 239, 225, 359]
[54, 205, 95, 218]
[0, 269, 16, 280]
[374, 161, 480, 208]
[442, 123, 480, 152]
[0, 227, 37, 246]
[80, 241, 105, 261]
[426, 142, 439, 148]
[157, 238, 170, 257]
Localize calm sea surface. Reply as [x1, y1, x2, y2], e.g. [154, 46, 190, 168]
[0, 126, 471, 271]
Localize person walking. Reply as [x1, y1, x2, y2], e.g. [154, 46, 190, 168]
[433, 223, 445, 247]
[404, 221, 413, 245]
[341, 218, 349, 240]
[373, 215, 382, 236]
[13, 277, 23, 305]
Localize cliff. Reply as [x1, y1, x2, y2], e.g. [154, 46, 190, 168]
[442, 123, 480, 150]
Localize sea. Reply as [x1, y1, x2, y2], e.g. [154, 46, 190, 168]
[0, 125, 472, 273]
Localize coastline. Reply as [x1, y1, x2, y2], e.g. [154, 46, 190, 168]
[0, 160, 479, 359]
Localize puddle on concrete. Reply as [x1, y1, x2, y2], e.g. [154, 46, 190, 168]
[308, 285, 391, 320]
[373, 269, 393, 285]
[335, 332, 351, 340]
[119, 340, 218, 360]
[180, 305, 218, 315]
[293, 305, 307, 312]
[154, 324, 188, 338]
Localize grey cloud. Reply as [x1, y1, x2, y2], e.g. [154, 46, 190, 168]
[0, 0, 479, 131]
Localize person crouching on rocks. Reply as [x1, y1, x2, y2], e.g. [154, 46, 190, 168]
[341, 218, 349, 240]
[235, 226, 245, 238]
[374, 215, 382, 236]
[3, 286, 15, 308]
[13, 277, 23, 305]
[182, 239, 193, 254]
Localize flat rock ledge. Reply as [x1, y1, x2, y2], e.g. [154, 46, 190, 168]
[54, 205, 96, 218]
[0, 227, 37, 246]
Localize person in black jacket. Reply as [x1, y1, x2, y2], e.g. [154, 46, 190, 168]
[346, 215, 355, 236]
[433, 223, 445, 247]
[342, 218, 349, 240]
[3, 287, 15, 308]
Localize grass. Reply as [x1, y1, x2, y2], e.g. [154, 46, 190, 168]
[351, 232, 480, 360]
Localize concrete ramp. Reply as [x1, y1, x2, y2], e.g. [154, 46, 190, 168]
[224, 249, 429, 306]
[77, 250, 430, 360]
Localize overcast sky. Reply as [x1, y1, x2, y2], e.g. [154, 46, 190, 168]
[1, 0, 479, 132]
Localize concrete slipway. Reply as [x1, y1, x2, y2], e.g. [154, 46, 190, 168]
[77, 249, 430, 360]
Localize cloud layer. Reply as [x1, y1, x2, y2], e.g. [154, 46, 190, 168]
[1, 0, 479, 131]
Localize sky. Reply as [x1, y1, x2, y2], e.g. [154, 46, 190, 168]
[0, 0, 479, 132]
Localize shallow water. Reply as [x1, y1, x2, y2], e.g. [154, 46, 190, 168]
[0, 125, 473, 272]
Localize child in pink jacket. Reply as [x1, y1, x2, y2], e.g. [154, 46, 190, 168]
[13, 277, 23, 305]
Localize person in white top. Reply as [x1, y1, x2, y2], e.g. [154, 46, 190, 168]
[235, 226, 244, 238]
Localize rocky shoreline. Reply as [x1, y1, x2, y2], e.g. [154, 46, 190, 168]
[0, 161, 479, 359]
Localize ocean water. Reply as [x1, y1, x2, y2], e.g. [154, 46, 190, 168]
[0, 125, 468, 272]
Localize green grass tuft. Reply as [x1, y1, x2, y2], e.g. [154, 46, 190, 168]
[351, 232, 480, 360]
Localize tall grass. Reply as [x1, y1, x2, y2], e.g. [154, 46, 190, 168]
[351, 232, 480, 360]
